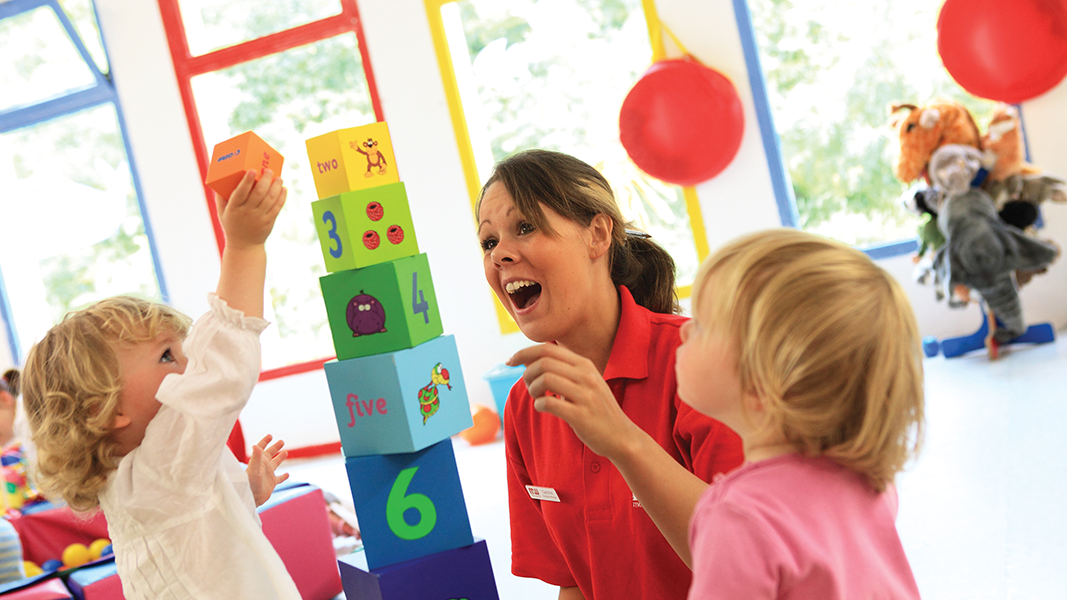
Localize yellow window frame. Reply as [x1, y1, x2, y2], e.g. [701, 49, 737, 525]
[424, 0, 709, 333]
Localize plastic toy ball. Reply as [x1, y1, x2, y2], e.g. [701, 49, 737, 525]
[937, 0, 1067, 103]
[62, 543, 91, 569]
[41, 559, 63, 573]
[620, 57, 745, 186]
[22, 561, 43, 577]
[459, 404, 501, 446]
[88, 538, 112, 560]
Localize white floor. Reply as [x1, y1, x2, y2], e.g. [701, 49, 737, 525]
[286, 331, 1067, 599]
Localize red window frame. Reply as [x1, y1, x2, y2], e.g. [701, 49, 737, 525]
[158, 0, 383, 381]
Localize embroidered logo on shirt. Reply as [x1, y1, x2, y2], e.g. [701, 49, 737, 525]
[526, 485, 561, 502]
[632, 492, 643, 508]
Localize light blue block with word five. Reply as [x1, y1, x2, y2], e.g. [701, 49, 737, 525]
[324, 335, 473, 457]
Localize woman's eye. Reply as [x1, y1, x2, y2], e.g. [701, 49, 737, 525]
[517, 221, 535, 235]
[480, 237, 497, 252]
[160, 349, 175, 363]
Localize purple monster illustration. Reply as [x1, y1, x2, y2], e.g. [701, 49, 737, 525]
[346, 290, 387, 337]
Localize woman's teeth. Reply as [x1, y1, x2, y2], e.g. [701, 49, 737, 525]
[506, 280, 537, 294]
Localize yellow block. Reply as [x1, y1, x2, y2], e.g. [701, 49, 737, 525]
[305, 122, 400, 200]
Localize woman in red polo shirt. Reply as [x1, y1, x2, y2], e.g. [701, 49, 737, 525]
[476, 149, 743, 600]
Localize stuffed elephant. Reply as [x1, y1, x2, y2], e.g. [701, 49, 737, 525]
[932, 187, 1058, 343]
[922, 144, 1060, 343]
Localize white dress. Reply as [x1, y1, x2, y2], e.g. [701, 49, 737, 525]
[99, 295, 300, 600]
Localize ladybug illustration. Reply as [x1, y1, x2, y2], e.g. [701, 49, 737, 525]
[363, 230, 380, 250]
[366, 201, 384, 221]
[346, 291, 387, 337]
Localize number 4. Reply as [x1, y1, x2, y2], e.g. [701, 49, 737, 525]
[412, 272, 430, 324]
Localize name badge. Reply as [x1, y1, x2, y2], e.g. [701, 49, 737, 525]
[526, 485, 561, 502]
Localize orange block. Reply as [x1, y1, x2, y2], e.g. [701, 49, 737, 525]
[205, 131, 285, 200]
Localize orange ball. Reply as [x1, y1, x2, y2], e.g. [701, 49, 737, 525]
[459, 404, 501, 446]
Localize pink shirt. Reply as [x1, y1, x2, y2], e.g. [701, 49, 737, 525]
[688, 454, 919, 600]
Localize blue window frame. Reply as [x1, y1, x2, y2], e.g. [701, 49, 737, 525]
[0, 0, 166, 364]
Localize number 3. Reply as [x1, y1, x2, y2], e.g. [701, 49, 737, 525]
[322, 210, 343, 259]
[386, 467, 437, 540]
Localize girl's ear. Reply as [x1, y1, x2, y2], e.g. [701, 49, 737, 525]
[587, 213, 614, 260]
[111, 412, 132, 430]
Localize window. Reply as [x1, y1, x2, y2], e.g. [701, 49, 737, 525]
[0, 0, 164, 364]
[746, 0, 998, 251]
[159, 0, 382, 377]
[425, 0, 709, 332]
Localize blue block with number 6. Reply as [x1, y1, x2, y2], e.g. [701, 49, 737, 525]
[345, 439, 474, 570]
[320, 253, 443, 360]
[324, 334, 473, 457]
[312, 183, 419, 273]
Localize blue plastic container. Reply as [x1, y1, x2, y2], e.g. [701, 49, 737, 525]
[482, 363, 525, 420]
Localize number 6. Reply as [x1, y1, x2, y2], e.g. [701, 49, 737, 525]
[386, 467, 437, 540]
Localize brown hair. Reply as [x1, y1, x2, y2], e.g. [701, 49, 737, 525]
[2, 369, 19, 397]
[694, 229, 925, 491]
[477, 149, 680, 314]
[21, 296, 191, 511]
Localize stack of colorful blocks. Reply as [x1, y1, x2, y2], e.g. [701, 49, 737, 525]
[305, 122, 500, 598]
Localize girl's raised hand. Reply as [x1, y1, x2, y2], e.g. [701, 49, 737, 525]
[507, 343, 644, 460]
[246, 434, 290, 507]
[217, 169, 287, 250]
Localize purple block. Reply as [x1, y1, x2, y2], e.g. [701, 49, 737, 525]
[339, 539, 499, 600]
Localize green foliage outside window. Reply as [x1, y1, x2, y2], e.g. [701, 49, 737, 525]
[749, 0, 996, 247]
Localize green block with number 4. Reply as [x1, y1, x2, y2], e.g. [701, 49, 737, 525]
[320, 253, 443, 360]
[312, 182, 419, 273]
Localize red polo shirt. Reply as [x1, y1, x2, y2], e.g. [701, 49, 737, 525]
[505, 286, 744, 600]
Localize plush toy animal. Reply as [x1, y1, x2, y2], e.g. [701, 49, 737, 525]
[892, 100, 1066, 228]
[890, 99, 982, 184]
[924, 145, 1059, 355]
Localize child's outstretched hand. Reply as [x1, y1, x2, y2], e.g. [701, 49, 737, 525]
[217, 169, 287, 250]
[215, 169, 286, 319]
[246, 434, 290, 507]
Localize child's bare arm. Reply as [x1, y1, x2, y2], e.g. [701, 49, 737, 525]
[215, 169, 286, 319]
[246, 434, 290, 507]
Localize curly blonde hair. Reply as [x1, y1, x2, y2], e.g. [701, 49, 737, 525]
[694, 229, 925, 491]
[21, 296, 191, 511]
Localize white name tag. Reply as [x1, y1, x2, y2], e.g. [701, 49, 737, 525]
[526, 485, 561, 502]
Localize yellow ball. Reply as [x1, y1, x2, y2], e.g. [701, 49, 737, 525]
[23, 560, 43, 577]
[88, 538, 112, 560]
[62, 543, 91, 568]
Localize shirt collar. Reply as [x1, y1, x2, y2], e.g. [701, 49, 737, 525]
[603, 285, 652, 382]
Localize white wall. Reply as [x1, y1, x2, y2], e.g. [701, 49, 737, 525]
[89, 0, 1067, 453]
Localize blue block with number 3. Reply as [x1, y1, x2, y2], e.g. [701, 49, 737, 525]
[324, 334, 473, 457]
[320, 253, 443, 360]
[345, 439, 474, 570]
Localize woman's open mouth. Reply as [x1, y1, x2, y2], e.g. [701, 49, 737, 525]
[505, 279, 542, 311]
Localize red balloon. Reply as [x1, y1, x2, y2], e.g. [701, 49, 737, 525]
[619, 58, 744, 187]
[937, 0, 1067, 104]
